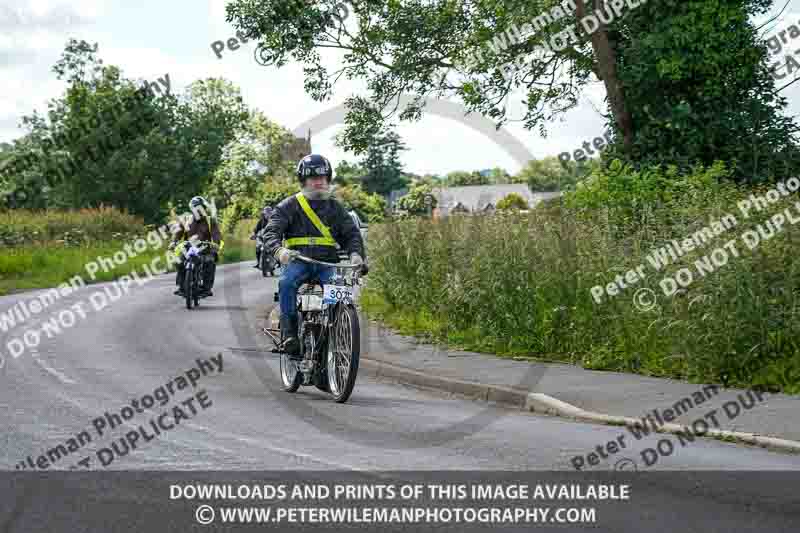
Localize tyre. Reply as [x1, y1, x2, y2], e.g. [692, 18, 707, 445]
[326, 304, 360, 403]
[313, 326, 331, 393]
[184, 267, 193, 309]
[280, 350, 302, 393]
[194, 264, 203, 307]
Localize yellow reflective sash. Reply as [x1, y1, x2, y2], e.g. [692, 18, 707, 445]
[287, 192, 337, 248]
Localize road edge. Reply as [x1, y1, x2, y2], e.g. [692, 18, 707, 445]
[360, 358, 800, 456]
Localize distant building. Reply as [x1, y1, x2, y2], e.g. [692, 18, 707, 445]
[280, 129, 312, 163]
[432, 184, 560, 217]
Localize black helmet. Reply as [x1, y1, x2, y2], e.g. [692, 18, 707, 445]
[296, 154, 333, 183]
[189, 196, 208, 210]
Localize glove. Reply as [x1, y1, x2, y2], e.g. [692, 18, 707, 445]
[350, 253, 363, 267]
[276, 247, 294, 265]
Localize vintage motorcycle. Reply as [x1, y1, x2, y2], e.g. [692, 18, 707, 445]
[178, 240, 219, 309]
[263, 253, 362, 403]
[258, 235, 279, 277]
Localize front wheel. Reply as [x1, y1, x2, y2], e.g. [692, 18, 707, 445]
[184, 267, 194, 309]
[193, 264, 201, 307]
[280, 351, 302, 393]
[326, 304, 360, 403]
[261, 252, 272, 278]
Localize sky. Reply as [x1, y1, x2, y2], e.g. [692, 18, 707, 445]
[1, 0, 799, 176]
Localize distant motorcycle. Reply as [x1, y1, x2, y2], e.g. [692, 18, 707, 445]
[178, 240, 218, 309]
[253, 233, 278, 277]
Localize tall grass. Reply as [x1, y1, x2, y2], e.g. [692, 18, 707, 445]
[0, 207, 266, 296]
[0, 207, 167, 295]
[0, 243, 166, 294]
[0, 206, 143, 246]
[362, 163, 800, 393]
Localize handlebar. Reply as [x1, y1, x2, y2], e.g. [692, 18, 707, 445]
[292, 253, 362, 269]
[188, 240, 220, 249]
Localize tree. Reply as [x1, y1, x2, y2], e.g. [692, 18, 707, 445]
[496, 192, 528, 211]
[183, 78, 250, 176]
[0, 40, 248, 221]
[410, 173, 443, 187]
[333, 160, 366, 186]
[515, 156, 586, 192]
[225, 0, 798, 183]
[396, 183, 436, 216]
[606, 0, 800, 183]
[224, 0, 628, 153]
[356, 129, 409, 195]
[445, 170, 490, 187]
[219, 178, 299, 233]
[482, 167, 511, 184]
[205, 110, 296, 209]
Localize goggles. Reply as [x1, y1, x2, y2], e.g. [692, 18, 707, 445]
[303, 165, 331, 177]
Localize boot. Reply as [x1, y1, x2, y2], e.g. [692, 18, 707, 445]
[280, 314, 301, 359]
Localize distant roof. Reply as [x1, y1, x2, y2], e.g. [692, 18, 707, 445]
[433, 184, 559, 211]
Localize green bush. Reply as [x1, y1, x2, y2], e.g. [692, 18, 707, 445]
[566, 159, 738, 238]
[396, 184, 436, 216]
[362, 161, 800, 393]
[219, 180, 300, 234]
[334, 184, 386, 223]
[496, 192, 528, 211]
[220, 196, 259, 235]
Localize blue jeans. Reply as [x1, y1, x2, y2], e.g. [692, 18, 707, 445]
[279, 261, 335, 318]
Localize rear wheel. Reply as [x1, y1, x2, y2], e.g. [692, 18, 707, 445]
[327, 304, 360, 403]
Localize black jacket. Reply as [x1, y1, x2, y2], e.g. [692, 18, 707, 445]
[264, 193, 365, 263]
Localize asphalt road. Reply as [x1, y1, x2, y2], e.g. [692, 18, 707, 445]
[1, 262, 799, 531]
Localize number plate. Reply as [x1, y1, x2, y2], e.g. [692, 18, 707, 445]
[323, 285, 353, 304]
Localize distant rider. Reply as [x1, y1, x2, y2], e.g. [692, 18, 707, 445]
[263, 154, 367, 358]
[169, 196, 223, 297]
[252, 205, 274, 268]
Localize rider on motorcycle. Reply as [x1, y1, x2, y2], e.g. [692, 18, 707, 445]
[252, 205, 274, 268]
[263, 154, 367, 358]
[169, 196, 223, 297]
